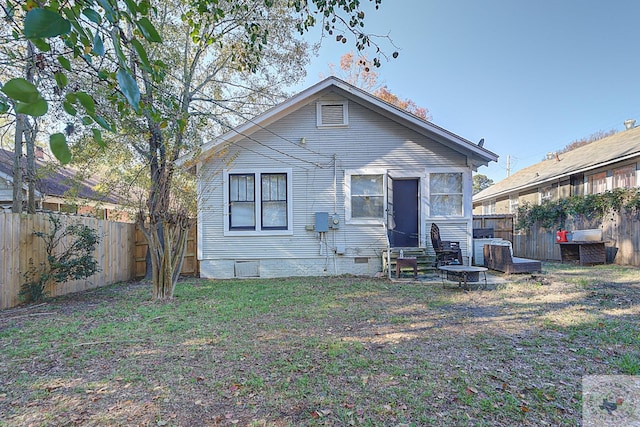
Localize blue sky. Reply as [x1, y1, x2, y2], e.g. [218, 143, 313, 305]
[295, 1, 640, 183]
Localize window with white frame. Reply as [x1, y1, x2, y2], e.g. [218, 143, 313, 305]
[613, 164, 637, 189]
[430, 172, 463, 216]
[351, 174, 384, 218]
[540, 185, 553, 202]
[317, 101, 348, 127]
[509, 195, 519, 214]
[482, 200, 495, 215]
[226, 169, 292, 234]
[345, 170, 385, 223]
[588, 172, 607, 194]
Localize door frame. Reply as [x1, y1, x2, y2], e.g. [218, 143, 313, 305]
[387, 170, 424, 248]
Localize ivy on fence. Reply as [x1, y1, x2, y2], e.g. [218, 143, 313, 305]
[516, 188, 640, 230]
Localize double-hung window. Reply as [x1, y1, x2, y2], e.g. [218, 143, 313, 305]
[430, 172, 463, 216]
[509, 195, 519, 214]
[588, 172, 607, 194]
[345, 170, 385, 223]
[540, 185, 553, 202]
[229, 174, 255, 229]
[261, 173, 287, 229]
[225, 169, 292, 235]
[613, 164, 637, 189]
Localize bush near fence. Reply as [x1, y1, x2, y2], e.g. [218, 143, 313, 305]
[0, 212, 136, 310]
[512, 210, 640, 266]
[474, 212, 640, 267]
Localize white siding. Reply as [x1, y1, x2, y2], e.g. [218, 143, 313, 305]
[197, 93, 474, 278]
[0, 179, 13, 205]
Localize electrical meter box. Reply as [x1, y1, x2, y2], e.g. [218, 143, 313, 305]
[315, 212, 329, 232]
[329, 213, 340, 229]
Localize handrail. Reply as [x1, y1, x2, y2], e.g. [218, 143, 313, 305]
[382, 222, 391, 280]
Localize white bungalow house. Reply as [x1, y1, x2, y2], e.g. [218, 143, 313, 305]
[182, 77, 498, 278]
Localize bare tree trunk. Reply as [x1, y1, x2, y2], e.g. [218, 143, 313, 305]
[25, 42, 37, 214]
[25, 125, 36, 214]
[12, 115, 23, 213]
[12, 42, 37, 214]
[137, 213, 191, 300]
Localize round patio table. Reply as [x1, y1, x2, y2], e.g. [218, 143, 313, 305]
[438, 265, 488, 290]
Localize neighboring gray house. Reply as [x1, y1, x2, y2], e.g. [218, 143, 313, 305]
[0, 148, 126, 219]
[473, 122, 640, 215]
[184, 77, 497, 278]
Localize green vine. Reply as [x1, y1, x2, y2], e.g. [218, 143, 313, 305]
[516, 188, 640, 230]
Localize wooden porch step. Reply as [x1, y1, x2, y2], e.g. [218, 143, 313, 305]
[383, 249, 437, 276]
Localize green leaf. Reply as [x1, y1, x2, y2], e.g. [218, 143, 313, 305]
[111, 29, 127, 67]
[1, 78, 40, 103]
[94, 115, 113, 132]
[82, 8, 102, 24]
[130, 39, 150, 69]
[81, 116, 94, 125]
[116, 68, 140, 111]
[24, 9, 71, 38]
[15, 99, 48, 116]
[75, 92, 95, 115]
[123, 0, 138, 18]
[31, 38, 51, 52]
[62, 101, 77, 116]
[50, 133, 72, 164]
[136, 17, 162, 42]
[54, 72, 68, 89]
[92, 128, 106, 148]
[93, 33, 104, 56]
[96, 0, 117, 23]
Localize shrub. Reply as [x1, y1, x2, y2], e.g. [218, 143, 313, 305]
[20, 213, 100, 303]
[516, 188, 640, 231]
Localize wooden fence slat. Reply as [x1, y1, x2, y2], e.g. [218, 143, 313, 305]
[511, 209, 640, 265]
[133, 225, 199, 279]
[0, 212, 137, 310]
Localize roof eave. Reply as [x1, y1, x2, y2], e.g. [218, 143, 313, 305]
[473, 150, 640, 202]
[178, 77, 499, 167]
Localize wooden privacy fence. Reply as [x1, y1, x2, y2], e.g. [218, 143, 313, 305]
[134, 225, 199, 278]
[512, 210, 640, 266]
[472, 214, 514, 242]
[0, 212, 136, 310]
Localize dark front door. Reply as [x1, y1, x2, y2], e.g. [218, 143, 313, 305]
[390, 178, 419, 247]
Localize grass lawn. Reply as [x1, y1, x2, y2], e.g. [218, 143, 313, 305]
[1, 263, 639, 426]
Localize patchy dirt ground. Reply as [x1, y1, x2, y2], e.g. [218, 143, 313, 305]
[1, 264, 639, 426]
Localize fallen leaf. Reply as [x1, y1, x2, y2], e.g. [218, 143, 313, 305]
[466, 387, 478, 395]
[521, 405, 529, 413]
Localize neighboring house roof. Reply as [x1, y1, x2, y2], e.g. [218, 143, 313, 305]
[473, 125, 640, 202]
[179, 76, 498, 168]
[0, 148, 121, 205]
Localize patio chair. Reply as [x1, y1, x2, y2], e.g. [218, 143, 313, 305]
[430, 223, 463, 267]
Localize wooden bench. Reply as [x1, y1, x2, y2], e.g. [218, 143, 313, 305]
[483, 244, 542, 274]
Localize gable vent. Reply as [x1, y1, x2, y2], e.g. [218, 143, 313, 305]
[317, 102, 348, 127]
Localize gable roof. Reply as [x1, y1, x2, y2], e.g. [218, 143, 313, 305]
[0, 148, 121, 205]
[473, 125, 640, 202]
[179, 76, 498, 168]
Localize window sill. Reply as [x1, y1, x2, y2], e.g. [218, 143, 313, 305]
[345, 218, 385, 226]
[224, 230, 294, 237]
